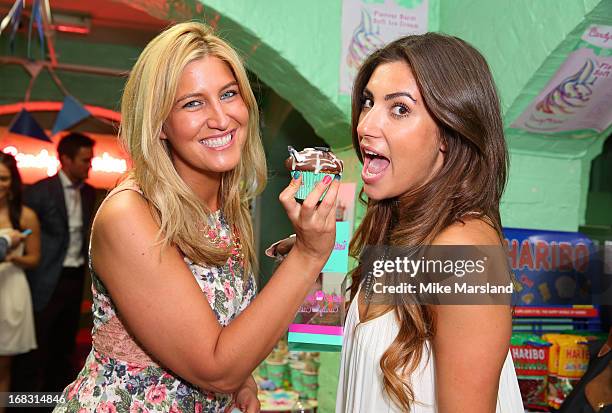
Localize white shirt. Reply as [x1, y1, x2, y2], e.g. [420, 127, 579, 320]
[336, 298, 525, 413]
[58, 170, 84, 267]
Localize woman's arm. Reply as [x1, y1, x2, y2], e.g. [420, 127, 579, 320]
[7, 206, 41, 269]
[229, 375, 259, 413]
[93, 177, 340, 394]
[432, 219, 512, 413]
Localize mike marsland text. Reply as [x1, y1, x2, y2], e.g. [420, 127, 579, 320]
[372, 281, 515, 294]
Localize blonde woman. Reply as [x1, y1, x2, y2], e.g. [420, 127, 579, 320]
[53, 22, 339, 413]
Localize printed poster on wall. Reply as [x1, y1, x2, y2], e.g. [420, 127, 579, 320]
[511, 25, 612, 134]
[288, 183, 357, 351]
[503, 228, 601, 318]
[340, 0, 428, 94]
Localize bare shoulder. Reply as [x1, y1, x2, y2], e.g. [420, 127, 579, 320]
[433, 217, 500, 246]
[95, 190, 151, 230]
[92, 189, 160, 251]
[20, 206, 38, 224]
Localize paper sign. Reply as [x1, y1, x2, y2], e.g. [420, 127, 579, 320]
[340, 0, 428, 94]
[511, 25, 612, 134]
[322, 221, 350, 273]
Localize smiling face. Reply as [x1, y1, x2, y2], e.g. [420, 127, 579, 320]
[357, 61, 444, 201]
[162, 55, 249, 183]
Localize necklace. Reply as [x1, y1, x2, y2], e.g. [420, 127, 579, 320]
[202, 212, 245, 265]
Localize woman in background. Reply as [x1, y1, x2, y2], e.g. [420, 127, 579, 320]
[0, 152, 40, 411]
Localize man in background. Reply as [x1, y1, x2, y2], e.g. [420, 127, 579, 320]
[11, 132, 96, 395]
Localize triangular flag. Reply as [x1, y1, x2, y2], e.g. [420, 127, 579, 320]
[8, 109, 52, 142]
[52, 95, 91, 135]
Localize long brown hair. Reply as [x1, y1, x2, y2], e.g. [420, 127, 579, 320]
[349, 33, 508, 411]
[0, 152, 23, 230]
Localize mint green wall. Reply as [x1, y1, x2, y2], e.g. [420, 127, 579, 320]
[192, 0, 609, 233]
[190, 0, 440, 149]
[440, 0, 601, 115]
[440, 0, 610, 231]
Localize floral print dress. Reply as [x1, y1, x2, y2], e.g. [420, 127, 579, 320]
[53, 185, 256, 413]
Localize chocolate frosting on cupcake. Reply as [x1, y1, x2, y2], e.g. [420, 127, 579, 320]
[285, 147, 344, 174]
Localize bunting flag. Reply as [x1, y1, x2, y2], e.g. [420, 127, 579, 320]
[28, 0, 44, 59]
[52, 95, 91, 135]
[32, 0, 45, 59]
[8, 108, 52, 142]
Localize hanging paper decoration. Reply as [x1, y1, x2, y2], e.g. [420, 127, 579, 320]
[8, 108, 51, 142]
[511, 25, 612, 135]
[0, 0, 21, 34]
[6, 0, 23, 54]
[0, 0, 22, 36]
[27, 0, 45, 59]
[35, 0, 44, 57]
[1, 0, 50, 59]
[40, 0, 56, 65]
[51, 95, 91, 135]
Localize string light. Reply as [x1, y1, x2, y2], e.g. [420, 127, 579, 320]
[2, 145, 127, 176]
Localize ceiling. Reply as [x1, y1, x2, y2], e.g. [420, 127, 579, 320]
[0, 0, 175, 131]
[0, 0, 169, 46]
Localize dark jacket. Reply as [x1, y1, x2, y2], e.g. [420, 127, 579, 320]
[24, 174, 95, 311]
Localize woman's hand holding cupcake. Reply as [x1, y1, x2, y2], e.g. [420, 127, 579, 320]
[279, 163, 340, 270]
[285, 146, 343, 202]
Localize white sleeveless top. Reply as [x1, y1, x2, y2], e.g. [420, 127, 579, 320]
[336, 298, 525, 412]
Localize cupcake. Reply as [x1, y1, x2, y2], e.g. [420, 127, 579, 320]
[285, 146, 343, 201]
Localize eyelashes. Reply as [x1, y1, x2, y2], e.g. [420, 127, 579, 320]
[181, 89, 240, 109]
[221, 89, 239, 100]
[360, 96, 411, 118]
[361, 96, 373, 109]
[182, 100, 202, 109]
[390, 102, 410, 118]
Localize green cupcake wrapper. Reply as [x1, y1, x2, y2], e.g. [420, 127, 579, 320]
[293, 171, 338, 201]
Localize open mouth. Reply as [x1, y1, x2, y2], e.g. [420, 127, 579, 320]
[199, 129, 235, 149]
[362, 148, 390, 181]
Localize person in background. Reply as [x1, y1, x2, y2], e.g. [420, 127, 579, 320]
[0, 229, 27, 261]
[0, 152, 40, 413]
[11, 132, 96, 395]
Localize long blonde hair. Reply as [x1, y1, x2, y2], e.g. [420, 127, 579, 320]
[350, 33, 507, 411]
[119, 21, 267, 276]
